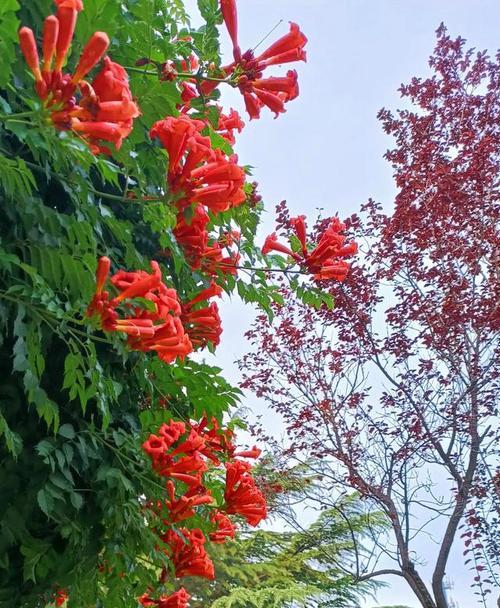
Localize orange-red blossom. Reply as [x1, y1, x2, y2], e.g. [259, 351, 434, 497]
[18, 0, 139, 153]
[262, 215, 358, 282]
[86, 257, 192, 363]
[202, 1, 307, 119]
[139, 588, 191, 608]
[224, 460, 267, 526]
[151, 115, 246, 274]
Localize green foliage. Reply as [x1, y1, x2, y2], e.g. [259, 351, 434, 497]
[0, 0, 232, 602]
[0, 0, 20, 88]
[0, 155, 35, 199]
[187, 495, 383, 608]
[0, 1, 336, 606]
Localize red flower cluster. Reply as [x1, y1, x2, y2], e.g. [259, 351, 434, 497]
[18, 0, 139, 153]
[216, 107, 245, 145]
[151, 115, 245, 213]
[141, 417, 265, 598]
[199, 231, 241, 277]
[262, 216, 358, 282]
[86, 257, 192, 363]
[213, 1, 307, 118]
[54, 588, 69, 607]
[151, 115, 245, 274]
[139, 588, 191, 608]
[161, 528, 214, 579]
[225, 460, 268, 525]
[87, 257, 225, 359]
[181, 282, 223, 349]
[209, 510, 236, 543]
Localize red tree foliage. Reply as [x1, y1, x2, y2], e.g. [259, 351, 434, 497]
[240, 25, 499, 608]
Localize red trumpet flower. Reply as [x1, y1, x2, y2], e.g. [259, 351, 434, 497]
[86, 258, 192, 363]
[158, 588, 191, 608]
[181, 282, 223, 349]
[215, 3, 307, 119]
[42, 16, 59, 75]
[142, 434, 167, 461]
[190, 416, 236, 463]
[233, 445, 262, 459]
[18, 3, 138, 154]
[54, 2, 82, 72]
[159, 420, 187, 446]
[163, 528, 215, 580]
[261, 233, 300, 260]
[209, 510, 236, 543]
[164, 481, 213, 523]
[255, 22, 307, 66]
[139, 589, 191, 608]
[19, 27, 42, 83]
[182, 302, 222, 349]
[216, 107, 245, 144]
[71, 31, 109, 83]
[261, 216, 357, 283]
[224, 460, 267, 526]
[151, 116, 246, 214]
[220, 0, 240, 61]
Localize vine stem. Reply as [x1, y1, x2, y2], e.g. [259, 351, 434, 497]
[6, 153, 166, 206]
[124, 65, 233, 84]
[235, 265, 307, 275]
[0, 110, 39, 121]
[86, 431, 170, 495]
[0, 291, 112, 346]
[252, 19, 284, 52]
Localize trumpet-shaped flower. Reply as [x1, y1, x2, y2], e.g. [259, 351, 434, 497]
[18, 3, 139, 153]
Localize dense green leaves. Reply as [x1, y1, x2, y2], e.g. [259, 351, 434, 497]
[187, 495, 383, 608]
[0, 0, 20, 88]
[0, 1, 338, 606]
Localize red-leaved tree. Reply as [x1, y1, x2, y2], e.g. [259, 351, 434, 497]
[240, 25, 499, 608]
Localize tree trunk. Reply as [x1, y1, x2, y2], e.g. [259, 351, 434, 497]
[432, 387, 480, 608]
[403, 563, 439, 608]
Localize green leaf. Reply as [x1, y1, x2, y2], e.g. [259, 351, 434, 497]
[0, 411, 23, 457]
[49, 473, 73, 492]
[37, 489, 53, 517]
[58, 423, 76, 440]
[36, 439, 55, 458]
[0, 2, 20, 88]
[70, 492, 83, 510]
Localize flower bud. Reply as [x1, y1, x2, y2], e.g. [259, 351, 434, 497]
[72, 32, 110, 84]
[42, 16, 59, 73]
[19, 27, 42, 82]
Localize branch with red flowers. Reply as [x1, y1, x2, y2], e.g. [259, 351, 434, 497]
[18, 2, 140, 154]
[125, 65, 234, 85]
[138, 418, 266, 605]
[0, 0, 364, 606]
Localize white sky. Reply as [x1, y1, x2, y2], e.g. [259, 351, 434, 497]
[184, 1, 500, 606]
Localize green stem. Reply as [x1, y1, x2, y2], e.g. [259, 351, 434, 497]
[19, 156, 166, 206]
[0, 291, 112, 346]
[135, 555, 161, 569]
[0, 110, 38, 121]
[124, 66, 234, 85]
[1, 119, 33, 126]
[235, 265, 306, 275]
[124, 66, 159, 77]
[87, 431, 168, 494]
[177, 72, 234, 84]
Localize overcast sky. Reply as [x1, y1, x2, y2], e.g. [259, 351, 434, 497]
[184, 1, 499, 606]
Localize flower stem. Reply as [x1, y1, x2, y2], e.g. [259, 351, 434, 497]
[235, 265, 306, 275]
[124, 66, 234, 85]
[0, 110, 38, 121]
